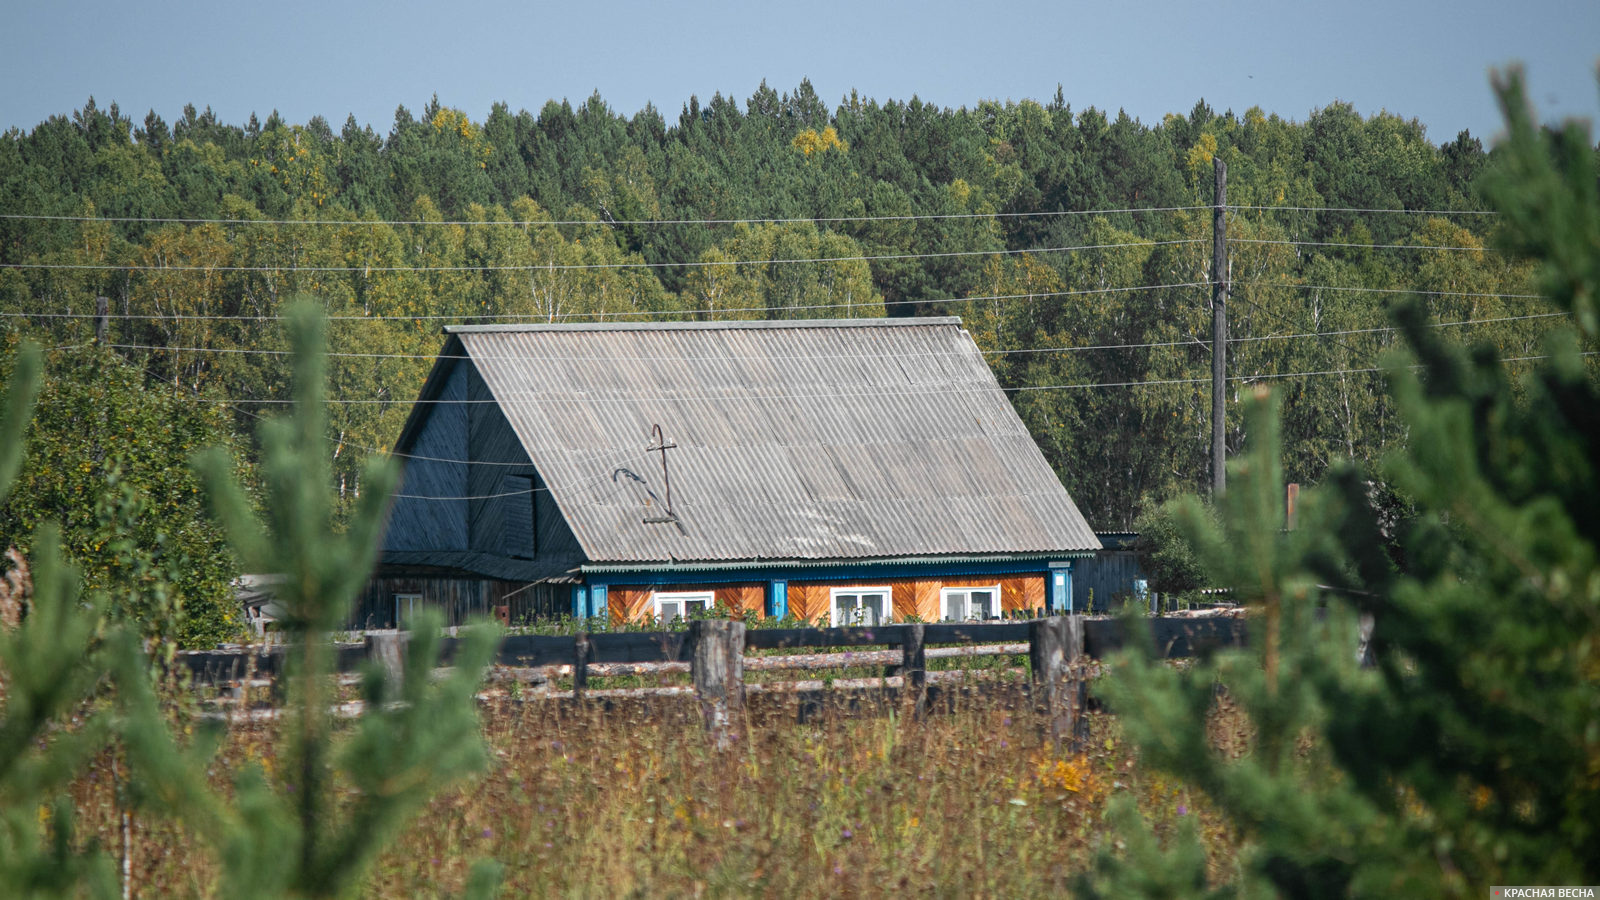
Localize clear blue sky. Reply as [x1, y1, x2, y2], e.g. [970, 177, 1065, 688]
[4, 0, 1595, 145]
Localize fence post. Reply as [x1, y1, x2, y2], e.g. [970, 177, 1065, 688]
[365, 630, 408, 701]
[1030, 615, 1087, 752]
[690, 619, 745, 749]
[572, 631, 591, 696]
[901, 623, 926, 717]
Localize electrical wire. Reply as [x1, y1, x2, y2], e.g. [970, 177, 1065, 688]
[0, 238, 1202, 274]
[1231, 238, 1496, 252]
[1239, 282, 1544, 301]
[335, 346, 1597, 502]
[0, 280, 1211, 323]
[1228, 204, 1496, 216]
[94, 310, 1569, 365]
[1008, 352, 1597, 391]
[0, 204, 1209, 228]
[0, 203, 1503, 228]
[167, 348, 1594, 407]
[0, 279, 1544, 329]
[391, 447, 644, 501]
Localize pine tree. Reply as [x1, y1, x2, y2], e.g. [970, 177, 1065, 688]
[115, 302, 503, 899]
[1, 307, 505, 897]
[0, 342, 121, 898]
[1078, 69, 1600, 897]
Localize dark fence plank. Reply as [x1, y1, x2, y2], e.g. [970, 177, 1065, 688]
[920, 622, 1033, 645]
[1150, 617, 1248, 657]
[496, 634, 581, 667]
[589, 631, 693, 663]
[744, 621, 1032, 651]
[744, 626, 906, 650]
[1083, 616, 1248, 659]
[176, 650, 280, 683]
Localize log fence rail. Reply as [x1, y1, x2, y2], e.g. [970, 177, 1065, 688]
[179, 615, 1248, 749]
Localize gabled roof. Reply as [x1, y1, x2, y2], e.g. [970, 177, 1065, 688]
[398, 317, 1099, 564]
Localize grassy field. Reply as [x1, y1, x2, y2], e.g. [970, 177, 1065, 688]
[69, 682, 1244, 898]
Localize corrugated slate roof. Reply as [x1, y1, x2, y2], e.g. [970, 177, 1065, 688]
[414, 317, 1099, 563]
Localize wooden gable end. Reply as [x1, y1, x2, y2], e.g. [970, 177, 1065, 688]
[383, 358, 470, 552]
[384, 357, 584, 573]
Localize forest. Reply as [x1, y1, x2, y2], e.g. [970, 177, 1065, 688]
[0, 80, 1583, 644]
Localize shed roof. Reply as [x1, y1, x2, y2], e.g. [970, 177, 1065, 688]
[400, 317, 1099, 563]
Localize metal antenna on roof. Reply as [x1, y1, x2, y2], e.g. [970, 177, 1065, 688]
[642, 423, 679, 524]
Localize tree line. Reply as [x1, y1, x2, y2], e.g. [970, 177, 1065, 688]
[0, 81, 1584, 644]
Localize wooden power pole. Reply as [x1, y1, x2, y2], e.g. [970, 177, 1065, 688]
[1211, 158, 1228, 495]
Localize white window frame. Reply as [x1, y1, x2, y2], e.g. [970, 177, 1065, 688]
[394, 592, 422, 629]
[652, 591, 714, 625]
[940, 585, 1003, 622]
[830, 586, 893, 627]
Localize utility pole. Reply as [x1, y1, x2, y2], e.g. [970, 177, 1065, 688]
[1211, 158, 1228, 495]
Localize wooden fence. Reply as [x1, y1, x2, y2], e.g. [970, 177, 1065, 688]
[178, 614, 1248, 750]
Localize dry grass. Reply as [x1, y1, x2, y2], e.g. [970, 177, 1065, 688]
[67, 682, 1244, 898]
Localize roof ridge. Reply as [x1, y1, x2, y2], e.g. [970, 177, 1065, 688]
[443, 316, 963, 334]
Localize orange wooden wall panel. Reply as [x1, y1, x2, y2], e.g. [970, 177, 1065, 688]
[610, 587, 654, 626]
[606, 573, 1049, 625]
[913, 579, 941, 621]
[892, 582, 917, 620]
[787, 583, 828, 623]
[723, 584, 764, 619]
[1020, 576, 1046, 612]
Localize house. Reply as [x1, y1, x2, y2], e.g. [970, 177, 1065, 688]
[358, 317, 1101, 629]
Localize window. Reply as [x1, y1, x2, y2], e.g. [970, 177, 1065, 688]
[394, 592, 422, 629]
[653, 591, 713, 625]
[831, 587, 892, 627]
[941, 586, 1001, 621]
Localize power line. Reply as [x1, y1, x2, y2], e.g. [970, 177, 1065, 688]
[0, 280, 1210, 323]
[292, 347, 1600, 501]
[1232, 238, 1496, 253]
[0, 204, 1209, 228]
[0, 235, 1481, 277]
[94, 310, 1569, 365]
[1229, 204, 1497, 216]
[0, 203, 1502, 228]
[1009, 352, 1597, 391]
[81, 335, 675, 493]
[0, 278, 1541, 327]
[168, 349, 1594, 407]
[392, 447, 642, 500]
[229, 405, 637, 500]
[0, 238, 1202, 274]
[1241, 282, 1544, 301]
[1230, 293, 1367, 359]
